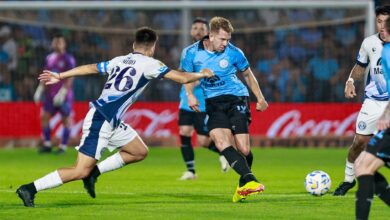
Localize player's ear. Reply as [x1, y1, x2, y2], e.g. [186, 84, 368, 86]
[132, 43, 135, 50]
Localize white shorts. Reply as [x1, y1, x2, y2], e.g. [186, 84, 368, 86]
[355, 99, 388, 135]
[76, 107, 138, 160]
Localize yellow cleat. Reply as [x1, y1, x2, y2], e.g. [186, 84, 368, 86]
[232, 181, 265, 203]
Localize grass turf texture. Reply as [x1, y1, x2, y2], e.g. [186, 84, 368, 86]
[0, 147, 389, 220]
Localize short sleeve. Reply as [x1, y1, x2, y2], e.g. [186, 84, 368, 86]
[356, 39, 369, 67]
[179, 47, 194, 72]
[382, 46, 390, 94]
[144, 58, 171, 79]
[234, 47, 250, 72]
[97, 56, 123, 76]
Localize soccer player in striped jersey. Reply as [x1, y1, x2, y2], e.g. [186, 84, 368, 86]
[181, 17, 268, 202]
[355, 15, 390, 220]
[334, 5, 390, 196]
[178, 18, 229, 181]
[16, 27, 214, 207]
[34, 35, 76, 154]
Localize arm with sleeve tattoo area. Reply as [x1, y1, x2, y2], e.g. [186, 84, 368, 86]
[344, 64, 366, 98]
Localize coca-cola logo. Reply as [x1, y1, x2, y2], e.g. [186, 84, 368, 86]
[122, 109, 177, 137]
[266, 110, 358, 138]
[49, 109, 178, 139]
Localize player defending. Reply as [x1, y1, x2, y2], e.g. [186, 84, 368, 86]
[182, 17, 268, 202]
[16, 27, 214, 207]
[354, 16, 390, 220]
[178, 18, 229, 180]
[334, 5, 390, 196]
[34, 35, 76, 154]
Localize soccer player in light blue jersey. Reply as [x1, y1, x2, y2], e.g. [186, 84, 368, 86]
[355, 15, 390, 220]
[334, 5, 390, 196]
[16, 27, 214, 207]
[178, 18, 229, 181]
[181, 17, 268, 202]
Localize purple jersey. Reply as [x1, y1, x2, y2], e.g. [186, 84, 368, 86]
[43, 52, 76, 115]
[44, 52, 76, 101]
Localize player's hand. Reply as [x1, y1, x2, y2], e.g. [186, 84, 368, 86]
[200, 68, 214, 78]
[187, 93, 200, 112]
[38, 70, 61, 85]
[256, 98, 268, 112]
[344, 82, 356, 98]
[377, 112, 390, 130]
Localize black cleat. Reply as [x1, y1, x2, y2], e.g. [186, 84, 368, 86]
[54, 149, 66, 155]
[83, 175, 98, 198]
[16, 186, 35, 207]
[38, 146, 52, 154]
[333, 180, 356, 196]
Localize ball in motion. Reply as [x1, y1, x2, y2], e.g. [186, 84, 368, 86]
[304, 170, 331, 196]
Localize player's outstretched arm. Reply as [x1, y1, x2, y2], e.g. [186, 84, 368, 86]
[345, 64, 365, 99]
[38, 64, 99, 85]
[242, 67, 268, 112]
[163, 68, 214, 84]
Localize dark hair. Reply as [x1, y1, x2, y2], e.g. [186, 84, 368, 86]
[192, 17, 208, 26]
[375, 5, 390, 17]
[135, 27, 158, 47]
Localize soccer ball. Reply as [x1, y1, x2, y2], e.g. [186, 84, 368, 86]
[304, 170, 331, 196]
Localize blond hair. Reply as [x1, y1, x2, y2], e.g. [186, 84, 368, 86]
[209, 17, 234, 33]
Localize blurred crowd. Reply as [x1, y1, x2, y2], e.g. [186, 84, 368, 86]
[0, 7, 367, 102]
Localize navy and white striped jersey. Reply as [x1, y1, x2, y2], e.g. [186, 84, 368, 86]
[93, 53, 170, 128]
[357, 33, 388, 101]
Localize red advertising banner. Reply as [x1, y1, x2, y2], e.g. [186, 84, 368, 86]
[0, 102, 361, 139]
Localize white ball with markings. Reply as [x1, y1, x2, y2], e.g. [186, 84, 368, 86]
[304, 170, 331, 196]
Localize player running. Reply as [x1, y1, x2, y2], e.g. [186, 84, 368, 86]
[16, 27, 214, 207]
[182, 17, 268, 202]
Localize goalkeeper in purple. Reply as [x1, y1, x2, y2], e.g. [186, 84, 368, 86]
[16, 27, 214, 207]
[34, 35, 76, 154]
[181, 17, 268, 202]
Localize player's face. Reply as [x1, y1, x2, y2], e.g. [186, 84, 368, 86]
[191, 22, 208, 42]
[376, 14, 389, 39]
[51, 37, 66, 53]
[209, 29, 231, 52]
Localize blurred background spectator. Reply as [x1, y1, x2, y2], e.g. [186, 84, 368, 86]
[0, 5, 373, 103]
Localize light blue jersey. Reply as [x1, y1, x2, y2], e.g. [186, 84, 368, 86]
[180, 38, 250, 99]
[94, 53, 170, 128]
[382, 43, 390, 94]
[178, 84, 205, 112]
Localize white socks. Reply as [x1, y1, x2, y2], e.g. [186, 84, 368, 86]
[34, 170, 63, 192]
[344, 160, 355, 183]
[97, 152, 125, 174]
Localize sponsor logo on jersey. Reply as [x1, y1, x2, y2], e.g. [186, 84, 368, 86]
[219, 59, 229, 68]
[374, 58, 383, 74]
[358, 121, 367, 130]
[372, 47, 376, 53]
[203, 75, 225, 87]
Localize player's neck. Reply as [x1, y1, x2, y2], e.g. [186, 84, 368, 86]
[203, 40, 215, 52]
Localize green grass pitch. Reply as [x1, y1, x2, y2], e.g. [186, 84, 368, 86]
[0, 147, 389, 219]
